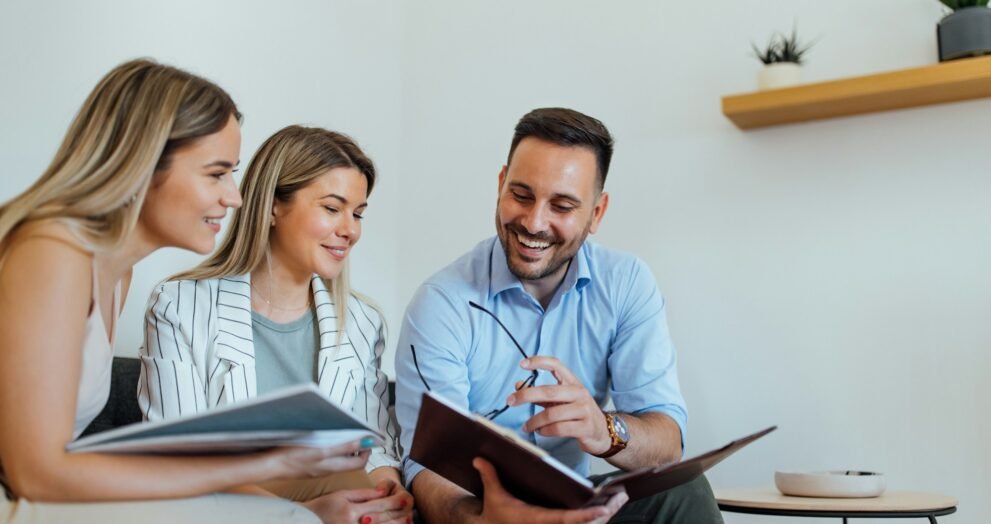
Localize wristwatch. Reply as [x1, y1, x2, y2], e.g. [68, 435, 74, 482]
[595, 411, 630, 458]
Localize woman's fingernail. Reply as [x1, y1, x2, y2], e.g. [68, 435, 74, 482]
[360, 516, 371, 524]
[399, 498, 408, 509]
[506, 394, 515, 406]
[360, 437, 375, 448]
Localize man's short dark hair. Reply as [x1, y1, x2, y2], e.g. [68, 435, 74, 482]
[507, 107, 614, 191]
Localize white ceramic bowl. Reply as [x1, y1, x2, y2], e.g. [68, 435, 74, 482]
[774, 471, 886, 498]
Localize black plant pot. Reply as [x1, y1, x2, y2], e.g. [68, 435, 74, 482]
[938, 7, 991, 61]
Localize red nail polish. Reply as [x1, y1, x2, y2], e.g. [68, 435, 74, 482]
[360, 517, 371, 524]
[399, 498, 408, 509]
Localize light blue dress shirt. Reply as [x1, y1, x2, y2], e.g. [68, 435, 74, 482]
[395, 237, 687, 487]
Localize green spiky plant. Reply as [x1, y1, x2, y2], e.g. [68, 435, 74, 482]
[939, 0, 989, 9]
[751, 28, 815, 65]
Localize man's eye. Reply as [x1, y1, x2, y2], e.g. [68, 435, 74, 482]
[512, 192, 532, 202]
[553, 205, 575, 213]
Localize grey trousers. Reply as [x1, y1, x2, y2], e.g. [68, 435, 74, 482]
[601, 474, 724, 524]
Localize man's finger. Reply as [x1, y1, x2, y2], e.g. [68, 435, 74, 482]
[605, 490, 630, 514]
[472, 457, 509, 500]
[520, 356, 580, 385]
[510, 383, 583, 407]
[534, 420, 588, 439]
[559, 505, 612, 524]
[521, 403, 586, 432]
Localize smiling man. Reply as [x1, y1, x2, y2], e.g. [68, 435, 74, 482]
[395, 108, 723, 524]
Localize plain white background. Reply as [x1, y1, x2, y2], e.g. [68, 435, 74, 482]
[1, 1, 987, 522]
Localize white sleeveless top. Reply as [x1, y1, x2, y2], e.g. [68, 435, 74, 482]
[72, 261, 120, 439]
[0, 261, 120, 499]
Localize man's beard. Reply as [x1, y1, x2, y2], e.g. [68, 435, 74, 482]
[496, 213, 592, 282]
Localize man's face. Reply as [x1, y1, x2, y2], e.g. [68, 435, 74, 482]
[496, 137, 608, 286]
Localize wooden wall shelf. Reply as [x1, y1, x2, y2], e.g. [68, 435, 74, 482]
[722, 55, 991, 129]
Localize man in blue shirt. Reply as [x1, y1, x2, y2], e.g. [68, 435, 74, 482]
[395, 108, 723, 523]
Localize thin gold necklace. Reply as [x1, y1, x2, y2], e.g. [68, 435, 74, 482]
[250, 282, 311, 311]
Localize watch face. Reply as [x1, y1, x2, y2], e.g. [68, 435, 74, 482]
[613, 414, 630, 442]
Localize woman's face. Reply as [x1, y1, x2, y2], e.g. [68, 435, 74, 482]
[139, 114, 243, 254]
[269, 167, 368, 281]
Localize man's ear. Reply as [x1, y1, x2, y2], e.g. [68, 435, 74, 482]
[588, 191, 609, 235]
[497, 165, 507, 193]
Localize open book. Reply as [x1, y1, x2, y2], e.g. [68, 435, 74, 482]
[68, 383, 383, 455]
[410, 391, 775, 509]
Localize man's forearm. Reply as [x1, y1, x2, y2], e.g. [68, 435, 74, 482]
[411, 469, 483, 524]
[606, 411, 682, 470]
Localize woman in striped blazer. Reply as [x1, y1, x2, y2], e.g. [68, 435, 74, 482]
[139, 126, 412, 524]
[0, 60, 368, 523]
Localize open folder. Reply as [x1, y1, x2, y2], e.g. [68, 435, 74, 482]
[68, 383, 384, 455]
[410, 391, 776, 509]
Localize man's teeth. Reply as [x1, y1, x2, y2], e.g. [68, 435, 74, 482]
[204, 218, 221, 225]
[516, 233, 550, 249]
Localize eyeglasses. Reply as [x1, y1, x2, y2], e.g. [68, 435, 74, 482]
[409, 300, 538, 420]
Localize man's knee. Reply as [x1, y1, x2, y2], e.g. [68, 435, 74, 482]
[610, 475, 723, 524]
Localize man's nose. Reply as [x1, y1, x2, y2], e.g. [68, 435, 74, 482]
[519, 205, 549, 234]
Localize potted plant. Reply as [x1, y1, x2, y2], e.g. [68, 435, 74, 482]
[752, 28, 814, 91]
[937, 0, 991, 61]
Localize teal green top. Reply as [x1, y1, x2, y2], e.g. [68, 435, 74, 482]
[251, 309, 319, 395]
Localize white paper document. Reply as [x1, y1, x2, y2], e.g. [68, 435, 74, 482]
[68, 383, 382, 455]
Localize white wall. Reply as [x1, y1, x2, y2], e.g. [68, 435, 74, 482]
[397, 1, 988, 522]
[0, 0, 406, 363]
[2, 1, 987, 522]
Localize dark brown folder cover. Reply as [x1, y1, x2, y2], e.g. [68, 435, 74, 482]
[410, 392, 776, 509]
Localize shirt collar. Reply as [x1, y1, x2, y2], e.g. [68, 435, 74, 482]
[489, 237, 593, 300]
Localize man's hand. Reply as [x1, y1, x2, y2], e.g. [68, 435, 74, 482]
[507, 356, 612, 456]
[474, 457, 627, 524]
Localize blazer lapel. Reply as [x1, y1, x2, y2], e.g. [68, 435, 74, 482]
[313, 276, 359, 406]
[214, 274, 257, 400]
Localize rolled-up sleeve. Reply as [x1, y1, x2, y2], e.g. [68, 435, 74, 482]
[607, 258, 687, 449]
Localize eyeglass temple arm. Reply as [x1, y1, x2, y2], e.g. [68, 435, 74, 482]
[409, 344, 432, 392]
[468, 301, 530, 360]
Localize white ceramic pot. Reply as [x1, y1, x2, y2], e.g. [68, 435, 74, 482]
[775, 471, 886, 498]
[757, 62, 802, 91]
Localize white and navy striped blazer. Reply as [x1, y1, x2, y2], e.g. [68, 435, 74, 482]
[137, 273, 399, 471]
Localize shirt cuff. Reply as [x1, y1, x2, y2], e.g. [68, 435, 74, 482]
[402, 457, 426, 490]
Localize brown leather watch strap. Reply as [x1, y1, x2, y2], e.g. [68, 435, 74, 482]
[594, 412, 628, 458]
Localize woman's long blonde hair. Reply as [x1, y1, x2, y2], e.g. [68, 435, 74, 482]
[0, 58, 240, 264]
[173, 125, 378, 326]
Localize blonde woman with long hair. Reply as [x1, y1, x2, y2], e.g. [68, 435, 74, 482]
[139, 125, 413, 524]
[0, 60, 372, 523]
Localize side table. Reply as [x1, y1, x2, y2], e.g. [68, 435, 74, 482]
[715, 488, 957, 523]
